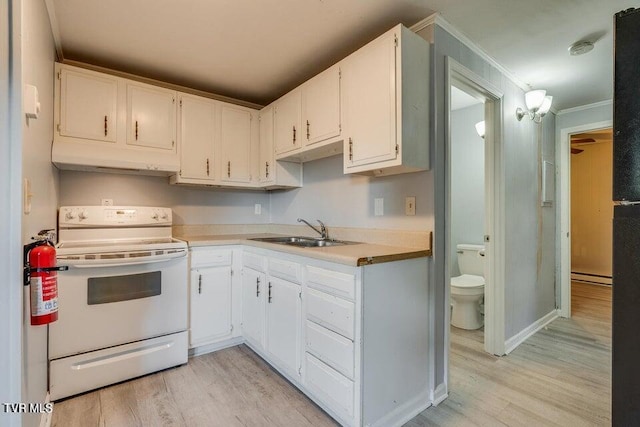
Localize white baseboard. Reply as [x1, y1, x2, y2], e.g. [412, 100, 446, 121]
[571, 273, 612, 285]
[39, 393, 52, 427]
[188, 336, 245, 357]
[431, 382, 448, 406]
[505, 310, 559, 354]
[370, 389, 432, 427]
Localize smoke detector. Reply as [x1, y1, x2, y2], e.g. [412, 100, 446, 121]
[568, 40, 594, 56]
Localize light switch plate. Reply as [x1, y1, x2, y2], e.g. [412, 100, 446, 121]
[23, 178, 32, 214]
[374, 198, 384, 216]
[254, 204, 262, 215]
[405, 196, 416, 216]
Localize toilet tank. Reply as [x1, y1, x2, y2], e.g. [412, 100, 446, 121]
[457, 244, 485, 276]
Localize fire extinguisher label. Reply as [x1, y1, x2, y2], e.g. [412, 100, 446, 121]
[30, 275, 58, 316]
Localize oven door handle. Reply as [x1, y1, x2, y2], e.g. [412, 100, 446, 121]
[59, 251, 187, 269]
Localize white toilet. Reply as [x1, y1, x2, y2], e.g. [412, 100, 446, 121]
[450, 244, 485, 330]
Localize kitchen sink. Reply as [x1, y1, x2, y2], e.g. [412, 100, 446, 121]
[249, 236, 358, 247]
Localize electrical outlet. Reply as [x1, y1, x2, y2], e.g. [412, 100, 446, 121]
[254, 204, 262, 215]
[405, 196, 416, 216]
[101, 199, 113, 206]
[374, 198, 384, 216]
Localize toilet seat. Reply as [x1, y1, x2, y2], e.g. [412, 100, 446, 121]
[451, 274, 485, 296]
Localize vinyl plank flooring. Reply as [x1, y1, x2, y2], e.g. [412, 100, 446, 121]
[52, 283, 610, 427]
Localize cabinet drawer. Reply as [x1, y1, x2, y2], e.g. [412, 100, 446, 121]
[243, 251, 266, 272]
[306, 321, 354, 379]
[190, 249, 232, 268]
[307, 266, 355, 300]
[306, 288, 354, 340]
[305, 353, 354, 419]
[268, 258, 302, 284]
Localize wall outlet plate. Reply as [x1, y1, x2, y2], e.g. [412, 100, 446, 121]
[101, 199, 113, 206]
[254, 204, 262, 215]
[405, 196, 416, 216]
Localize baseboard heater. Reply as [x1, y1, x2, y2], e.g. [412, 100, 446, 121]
[571, 272, 612, 285]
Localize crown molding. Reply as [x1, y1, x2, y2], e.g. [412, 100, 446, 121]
[411, 13, 530, 93]
[556, 99, 613, 116]
[44, 0, 64, 61]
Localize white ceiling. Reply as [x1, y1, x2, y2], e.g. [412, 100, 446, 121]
[49, 0, 633, 109]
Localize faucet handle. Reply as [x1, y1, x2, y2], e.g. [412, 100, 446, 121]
[316, 220, 328, 239]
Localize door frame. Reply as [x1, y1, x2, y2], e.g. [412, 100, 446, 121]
[0, 0, 24, 425]
[445, 58, 506, 356]
[557, 120, 612, 317]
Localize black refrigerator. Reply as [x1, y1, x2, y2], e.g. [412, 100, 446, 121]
[613, 7, 640, 426]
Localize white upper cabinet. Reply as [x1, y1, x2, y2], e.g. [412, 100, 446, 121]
[273, 90, 302, 155]
[220, 104, 253, 183]
[58, 67, 118, 143]
[342, 24, 430, 176]
[259, 106, 275, 185]
[126, 83, 177, 151]
[177, 94, 216, 181]
[302, 65, 341, 147]
[52, 63, 180, 174]
[258, 106, 303, 189]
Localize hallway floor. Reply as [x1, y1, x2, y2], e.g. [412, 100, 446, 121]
[409, 281, 611, 426]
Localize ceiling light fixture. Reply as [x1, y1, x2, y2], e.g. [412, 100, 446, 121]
[516, 89, 553, 123]
[568, 40, 595, 56]
[475, 121, 485, 139]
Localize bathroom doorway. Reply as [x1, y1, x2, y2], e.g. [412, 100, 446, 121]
[446, 59, 505, 356]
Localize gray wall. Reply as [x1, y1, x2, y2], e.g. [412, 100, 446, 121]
[450, 103, 485, 276]
[59, 171, 271, 225]
[20, 0, 57, 425]
[269, 155, 433, 230]
[556, 101, 612, 132]
[417, 23, 558, 390]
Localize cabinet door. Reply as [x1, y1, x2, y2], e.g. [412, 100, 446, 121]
[59, 68, 117, 143]
[242, 268, 265, 348]
[303, 66, 341, 146]
[220, 105, 252, 183]
[179, 95, 216, 180]
[274, 90, 301, 155]
[342, 30, 397, 168]
[190, 266, 232, 347]
[266, 277, 301, 377]
[127, 84, 176, 151]
[259, 106, 274, 183]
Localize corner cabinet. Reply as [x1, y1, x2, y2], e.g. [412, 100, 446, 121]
[52, 63, 180, 174]
[258, 106, 303, 189]
[342, 24, 429, 176]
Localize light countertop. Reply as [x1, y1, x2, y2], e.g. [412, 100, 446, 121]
[177, 233, 432, 267]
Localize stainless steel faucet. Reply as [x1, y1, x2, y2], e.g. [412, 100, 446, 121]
[297, 218, 328, 240]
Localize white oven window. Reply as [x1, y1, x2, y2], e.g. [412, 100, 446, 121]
[87, 271, 162, 304]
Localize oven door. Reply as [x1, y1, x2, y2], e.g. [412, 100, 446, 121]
[49, 254, 188, 359]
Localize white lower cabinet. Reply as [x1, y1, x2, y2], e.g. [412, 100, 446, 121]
[265, 276, 301, 377]
[188, 248, 241, 353]
[230, 247, 427, 427]
[241, 267, 265, 347]
[189, 266, 232, 346]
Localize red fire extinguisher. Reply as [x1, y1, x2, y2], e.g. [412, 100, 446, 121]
[23, 230, 68, 325]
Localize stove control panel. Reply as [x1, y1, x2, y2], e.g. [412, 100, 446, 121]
[59, 206, 173, 227]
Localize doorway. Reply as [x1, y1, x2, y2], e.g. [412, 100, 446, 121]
[446, 59, 505, 356]
[558, 120, 613, 317]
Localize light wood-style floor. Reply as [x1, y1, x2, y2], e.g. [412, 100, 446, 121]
[52, 282, 611, 427]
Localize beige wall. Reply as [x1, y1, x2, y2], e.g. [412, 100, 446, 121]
[571, 141, 613, 277]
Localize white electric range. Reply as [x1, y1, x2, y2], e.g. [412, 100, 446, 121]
[49, 206, 189, 401]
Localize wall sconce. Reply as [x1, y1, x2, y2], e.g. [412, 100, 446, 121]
[516, 89, 553, 123]
[475, 121, 485, 139]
